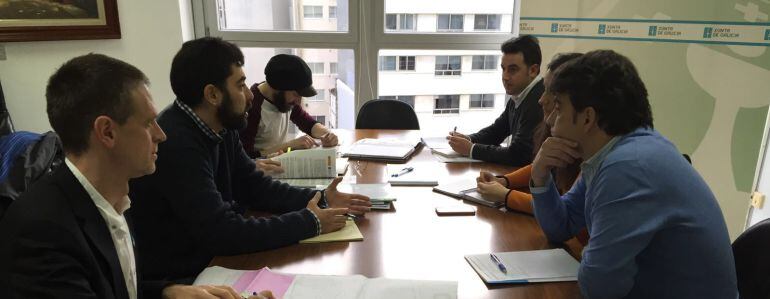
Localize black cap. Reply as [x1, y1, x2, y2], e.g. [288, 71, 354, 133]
[264, 54, 317, 97]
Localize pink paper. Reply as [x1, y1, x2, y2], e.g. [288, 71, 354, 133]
[233, 268, 295, 298]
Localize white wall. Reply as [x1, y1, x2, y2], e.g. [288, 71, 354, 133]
[0, 0, 186, 133]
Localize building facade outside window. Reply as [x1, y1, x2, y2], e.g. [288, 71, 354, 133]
[308, 89, 326, 102]
[435, 56, 462, 76]
[307, 62, 325, 75]
[330, 62, 338, 74]
[398, 56, 415, 71]
[329, 6, 337, 19]
[385, 13, 415, 31]
[303, 5, 323, 18]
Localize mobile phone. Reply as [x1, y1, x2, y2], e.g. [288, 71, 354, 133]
[435, 205, 476, 216]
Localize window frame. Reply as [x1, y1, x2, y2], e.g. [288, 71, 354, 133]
[437, 14, 465, 32]
[435, 55, 462, 76]
[474, 14, 502, 31]
[471, 55, 499, 70]
[385, 13, 415, 31]
[303, 5, 323, 19]
[469, 94, 495, 109]
[329, 6, 337, 19]
[434, 95, 460, 114]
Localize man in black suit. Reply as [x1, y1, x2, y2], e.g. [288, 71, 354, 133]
[0, 54, 269, 298]
[448, 35, 545, 166]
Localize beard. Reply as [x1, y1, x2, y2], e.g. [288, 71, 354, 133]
[218, 91, 249, 130]
[272, 91, 294, 113]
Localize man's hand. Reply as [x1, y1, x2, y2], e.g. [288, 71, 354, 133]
[162, 285, 241, 299]
[531, 137, 580, 187]
[325, 177, 372, 215]
[447, 132, 473, 157]
[255, 159, 284, 176]
[306, 192, 349, 234]
[477, 171, 507, 187]
[249, 291, 275, 299]
[287, 135, 317, 150]
[319, 131, 338, 147]
[476, 181, 508, 203]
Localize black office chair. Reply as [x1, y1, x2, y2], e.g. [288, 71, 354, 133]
[355, 99, 420, 130]
[732, 218, 770, 299]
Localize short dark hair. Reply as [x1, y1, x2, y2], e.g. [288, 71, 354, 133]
[46, 54, 148, 156]
[170, 37, 244, 107]
[547, 52, 583, 73]
[549, 50, 653, 136]
[500, 35, 542, 68]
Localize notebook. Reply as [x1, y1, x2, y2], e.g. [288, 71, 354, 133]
[386, 164, 439, 186]
[336, 183, 397, 210]
[273, 147, 337, 179]
[342, 138, 421, 163]
[433, 179, 503, 208]
[465, 249, 579, 284]
[300, 220, 363, 243]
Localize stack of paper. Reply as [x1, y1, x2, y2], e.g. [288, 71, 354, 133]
[342, 138, 421, 163]
[386, 164, 438, 186]
[336, 183, 397, 210]
[300, 220, 363, 243]
[195, 266, 458, 299]
[422, 137, 482, 163]
[433, 179, 503, 208]
[465, 249, 579, 284]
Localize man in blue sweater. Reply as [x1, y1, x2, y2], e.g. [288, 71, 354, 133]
[128, 37, 371, 282]
[530, 50, 737, 298]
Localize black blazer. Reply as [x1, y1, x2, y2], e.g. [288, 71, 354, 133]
[468, 79, 545, 166]
[0, 166, 165, 298]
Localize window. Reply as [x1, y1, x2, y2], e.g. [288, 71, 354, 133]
[470, 94, 495, 108]
[385, 13, 415, 31]
[380, 95, 415, 108]
[303, 6, 323, 18]
[307, 62, 325, 75]
[434, 95, 460, 114]
[437, 14, 464, 32]
[379, 56, 397, 71]
[329, 6, 337, 19]
[215, 0, 349, 32]
[398, 56, 415, 71]
[472, 55, 498, 70]
[308, 89, 326, 101]
[313, 115, 326, 124]
[474, 14, 501, 30]
[330, 62, 338, 74]
[380, 56, 414, 71]
[435, 56, 462, 76]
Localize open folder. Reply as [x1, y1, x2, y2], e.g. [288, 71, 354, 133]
[300, 220, 363, 243]
[465, 249, 579, 284]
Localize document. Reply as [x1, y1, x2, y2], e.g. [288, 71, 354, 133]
[273, 147, 337, 179]
[386, 164, 439, 186]
[337, 183, 397, 210]
[196, 267, 458, 299]
[465, 249, 579, 284]
[433, 179, 503, 208]
[342, 138, 420, 162]
[422, 137, 482, 163]
[300, 220, 363, 243]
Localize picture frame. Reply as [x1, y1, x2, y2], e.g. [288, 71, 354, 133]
[0, 0, 120, 42]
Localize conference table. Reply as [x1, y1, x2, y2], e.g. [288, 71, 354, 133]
[211, 129, 582, 299]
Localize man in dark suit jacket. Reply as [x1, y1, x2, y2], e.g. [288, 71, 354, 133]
[448, 35, 545, 166]
[0, 54, 260, 299]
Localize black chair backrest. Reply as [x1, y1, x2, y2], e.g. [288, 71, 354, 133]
[732, 218, 770, 299]
[0, 80, 14, 137]
[355, 99, 419, 130]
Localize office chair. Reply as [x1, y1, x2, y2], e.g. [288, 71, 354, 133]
[0, 80, 14, 137]
[732, 218, 770, 299]
[355, 99, 420, 130]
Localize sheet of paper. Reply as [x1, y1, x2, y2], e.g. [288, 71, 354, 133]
[386, 164, 439, 186]
[360, 278, 458, 299]
[300, 220, 363, 243]
[273, 147, 336, 179]
[194, 267, 295, 298]
[421, 136, 451, 149]
[336, 183, 397, 202]
[284, 274, 367, 299]
[465, 249, 579, 283]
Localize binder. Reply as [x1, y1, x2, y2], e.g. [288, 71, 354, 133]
[342, 138, 421, 163]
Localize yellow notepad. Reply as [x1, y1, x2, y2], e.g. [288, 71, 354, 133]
[300, 220, 363, 243]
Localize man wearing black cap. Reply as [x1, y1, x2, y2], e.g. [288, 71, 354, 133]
[240, 54, 339, 160]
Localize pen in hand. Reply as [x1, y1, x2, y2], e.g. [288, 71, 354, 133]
[391, 166, 414, 177]
[490, 253, 507, 274]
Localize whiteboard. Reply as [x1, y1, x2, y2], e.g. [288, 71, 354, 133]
[746, 107, 770, 228]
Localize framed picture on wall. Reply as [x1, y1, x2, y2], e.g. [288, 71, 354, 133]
[0, 0, 120, 42]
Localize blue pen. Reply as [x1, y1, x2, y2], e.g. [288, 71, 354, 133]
[490, 253, 507, 274]
[391, 167, 414, 177]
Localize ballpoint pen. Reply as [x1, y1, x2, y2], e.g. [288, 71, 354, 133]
[490, 253, 508, 274]
[391, 166, 414, 177]
[345, 213, 358, 220]
[453, 126, 457, 134]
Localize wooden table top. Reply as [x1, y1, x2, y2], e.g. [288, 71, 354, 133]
[211, 129, 581, 299]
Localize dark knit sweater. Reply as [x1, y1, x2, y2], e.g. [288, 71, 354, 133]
[128, 103, 319, 281]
